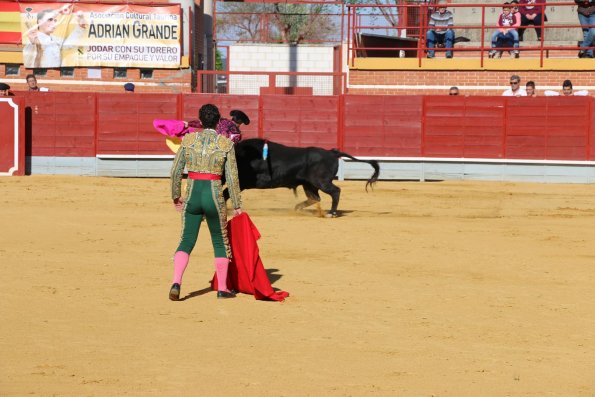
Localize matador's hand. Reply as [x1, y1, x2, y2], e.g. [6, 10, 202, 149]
[173, 197, 184, 212]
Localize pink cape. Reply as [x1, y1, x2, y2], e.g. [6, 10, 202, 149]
[153, 119, 199, 138]
[212, 213, 289, 301]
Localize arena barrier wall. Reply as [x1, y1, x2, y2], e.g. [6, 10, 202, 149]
[13, 92, 595, 182]
[0, 97, 25, 176]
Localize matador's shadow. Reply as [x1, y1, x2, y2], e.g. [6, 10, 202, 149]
[180, 268, 285, 300]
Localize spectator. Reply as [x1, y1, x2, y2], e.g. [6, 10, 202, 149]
[124, 83, 135, 93]
[544, 80, 590, 96]
[0, 82, 11, 96]
[502, 75, 527, 96]
[526, 81, 537, 96]
[448, 86, 460, 96]
[518, 0, 547, 42]
[25, 74, 48, 92]
[426, 0, 455, 59]
[489, 2, 521, 59]
[575, 0, 594, 58]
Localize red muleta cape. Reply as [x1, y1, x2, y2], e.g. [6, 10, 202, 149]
[211, 213, 289, 301]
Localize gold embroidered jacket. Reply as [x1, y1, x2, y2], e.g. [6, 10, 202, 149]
[170, 129, 242, 209]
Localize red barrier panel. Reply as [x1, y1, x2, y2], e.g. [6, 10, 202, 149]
[261, 95, 339, 148]
[96, 93, 179, 155]
[18, 93, 595, 162]
[24, 92, 96, 157]
[0, 97, 25, 175]
[343, 95, 423, 157]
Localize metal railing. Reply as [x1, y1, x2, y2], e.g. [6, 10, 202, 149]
[347, 2, 594, 68]
[196, 70, 346, 96]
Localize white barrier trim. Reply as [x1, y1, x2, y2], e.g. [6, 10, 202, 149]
[97, 154, 175, 159]
[341, 156, 595, 166]
[0, 98, 19, 176]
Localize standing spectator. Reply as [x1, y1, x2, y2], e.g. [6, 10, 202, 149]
[518, 0, 547, 42]
[502, 75, 527, 96]
[426, 0, 455, 59]
[448, 86, 460, 96]
[25, 74, 48, 92]
[124, 83, 135, 93]
[489, 3, 521, 59]
[575, 0, 595, 58]
[526, 81, 537, 96]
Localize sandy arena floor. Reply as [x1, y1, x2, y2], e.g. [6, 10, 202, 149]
[1, 175, 595, 396]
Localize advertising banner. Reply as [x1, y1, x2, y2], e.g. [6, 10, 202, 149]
[20, 3, 181, 68]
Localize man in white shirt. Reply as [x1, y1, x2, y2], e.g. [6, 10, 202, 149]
[544, 79, 590, 96]
[502, 74, 527, 96]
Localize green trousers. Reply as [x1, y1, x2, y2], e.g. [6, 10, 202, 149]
[176, 179, 229, 257]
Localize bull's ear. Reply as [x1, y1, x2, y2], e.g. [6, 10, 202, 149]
[230, 110, 250, 126]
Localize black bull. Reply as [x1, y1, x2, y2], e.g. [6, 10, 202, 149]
[223, 138, 380, 217]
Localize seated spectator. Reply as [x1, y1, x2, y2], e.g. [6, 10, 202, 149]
[489, 2, 521, 59]
[575, 0, 594, 58]
[544, 80, 590, 96]
[525, 81, 537, 96]
[502, 75, 527, 96]
[25, 74, 49, 92]
[518, 0, 547, 42]
[426, 0, 455, 59]
[448, 86, 460, 96]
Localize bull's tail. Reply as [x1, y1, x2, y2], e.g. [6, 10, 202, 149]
[332, 150, 380, 192]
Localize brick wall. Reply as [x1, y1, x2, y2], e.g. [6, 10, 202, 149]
[348, 70, 595, 96]
[1, 64, 192, 93]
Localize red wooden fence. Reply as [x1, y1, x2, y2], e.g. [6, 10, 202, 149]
[15, 92, 595, 161]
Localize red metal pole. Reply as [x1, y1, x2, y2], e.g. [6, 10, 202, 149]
[480, 5, 485, 68]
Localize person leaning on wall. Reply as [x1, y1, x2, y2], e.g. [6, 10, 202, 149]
[26, 74, 49, 92]
[544, 80, 590, 96]
[525, 81, 537, 97]
[0, 82, 14, 96]
[502, 74, 527, 96]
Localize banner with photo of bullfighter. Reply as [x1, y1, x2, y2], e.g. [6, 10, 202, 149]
[19, 3, 181, 68]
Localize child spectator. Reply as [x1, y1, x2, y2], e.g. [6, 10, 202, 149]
[489, 2, 521, 59]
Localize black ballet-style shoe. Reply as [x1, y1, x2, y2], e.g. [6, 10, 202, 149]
[217, 290, 236, 299]
[169, 283, 181, 301]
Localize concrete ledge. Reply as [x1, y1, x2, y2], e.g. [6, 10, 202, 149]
[28, 156, 595, 184]
[350, 57, 595, 71]
[340, 158, 595, 184]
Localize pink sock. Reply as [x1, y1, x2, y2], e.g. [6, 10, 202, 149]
[172, 251, 189, 284]
[214, 257, 230, 291]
